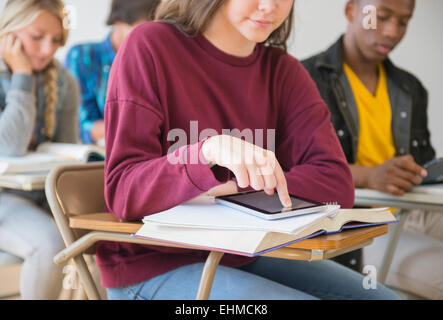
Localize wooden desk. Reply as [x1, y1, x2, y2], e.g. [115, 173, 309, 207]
[355, 187, 443, 212]
[59, 212, 389, 300]
[354, 185, 443, 284]
[67, 212, 387, 261]
[0, 173, 46, 191]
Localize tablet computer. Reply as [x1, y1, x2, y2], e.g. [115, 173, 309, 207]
[215, 191, 328, 220]
[422, 158, 443, 185]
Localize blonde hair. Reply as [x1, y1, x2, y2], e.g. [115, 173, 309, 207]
[0, 0, 68, 139]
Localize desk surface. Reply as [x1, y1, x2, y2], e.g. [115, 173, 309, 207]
[69, 213, 388, 253]
[0, 173, 46, 191]
[58, 212, 388, 300]
[355, 184, 443, 211]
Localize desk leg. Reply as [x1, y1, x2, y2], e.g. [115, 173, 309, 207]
[196, 251, 224, 300]
[377, 209, 410, 284]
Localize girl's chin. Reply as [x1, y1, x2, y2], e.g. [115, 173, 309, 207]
[31, 61, 51, 72]
[242, 32, 269, 44]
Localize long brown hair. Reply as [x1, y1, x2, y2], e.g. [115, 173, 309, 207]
[155, 0, 294, 52]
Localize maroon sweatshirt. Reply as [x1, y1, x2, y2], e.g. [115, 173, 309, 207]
[98, 22, 354, 288]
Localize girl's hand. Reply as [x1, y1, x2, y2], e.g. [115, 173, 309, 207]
[201, 134, 292, 207]
[205, 180, 238, 197]
[0, 34, 32, 75]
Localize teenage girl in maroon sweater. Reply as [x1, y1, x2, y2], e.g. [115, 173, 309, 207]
[102, 0, 399, 300]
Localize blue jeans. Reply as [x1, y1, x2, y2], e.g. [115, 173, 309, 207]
[107, 257, 400, 300]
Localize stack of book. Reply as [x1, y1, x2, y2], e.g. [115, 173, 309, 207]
[135, 196, 397, 256]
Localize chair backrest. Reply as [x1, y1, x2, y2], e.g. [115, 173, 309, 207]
[45, 162, 106, 300]
[45, 162, 106, 245]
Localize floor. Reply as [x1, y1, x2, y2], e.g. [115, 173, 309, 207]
[0, 264, 21, 300]
[0, 263, 428, 301]
[394, 288, 426, 300]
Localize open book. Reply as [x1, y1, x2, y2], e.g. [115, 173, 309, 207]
[136, 196, 397, 256]
[0, 142, 105, 175]
[0, 171, 47, 191]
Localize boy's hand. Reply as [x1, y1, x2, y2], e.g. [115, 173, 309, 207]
[367, 155, 427, 195]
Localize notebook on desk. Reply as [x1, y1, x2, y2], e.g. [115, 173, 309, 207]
[135, 196, 397, 256]
[0, 172, 46, 191]
[0, 142, 105, 175]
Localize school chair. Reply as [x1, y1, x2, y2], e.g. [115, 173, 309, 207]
[0, 251, 23, 299]
[44, 162, 106, 299]
[45, 162, 389, 300]
[44, 162, 226, 300]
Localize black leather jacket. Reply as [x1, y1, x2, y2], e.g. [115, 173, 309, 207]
[302, 36, 435, 166]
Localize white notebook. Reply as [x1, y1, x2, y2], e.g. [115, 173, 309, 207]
[136, 196, 396, 256]
[0, 142, 105, 175]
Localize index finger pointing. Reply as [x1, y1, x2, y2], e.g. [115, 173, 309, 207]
[273, 161, 291, 208]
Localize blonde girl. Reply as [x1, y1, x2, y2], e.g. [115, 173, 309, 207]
[0, 0, 79, 299]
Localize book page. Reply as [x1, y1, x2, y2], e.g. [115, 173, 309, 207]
[0, 172, 46, 190]
[142, 196, 336, 234]
[136, 224, 268, 255]
[36, 142, 96, 161]
[0, 153, 72, 174]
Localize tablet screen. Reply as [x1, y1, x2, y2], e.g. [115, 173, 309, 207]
[422, 158, 443, 184]
[216, 191, 323, 215]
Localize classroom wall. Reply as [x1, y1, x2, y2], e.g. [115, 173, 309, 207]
[0, 0, 442, 157]
[291, 0, 443, 158]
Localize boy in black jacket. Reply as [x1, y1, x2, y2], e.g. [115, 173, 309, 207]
[302, 0, 440, 272]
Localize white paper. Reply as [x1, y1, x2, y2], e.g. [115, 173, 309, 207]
[142, 196, 340, 234]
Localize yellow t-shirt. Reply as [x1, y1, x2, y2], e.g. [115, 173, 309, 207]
[343, 63, 396, 166]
